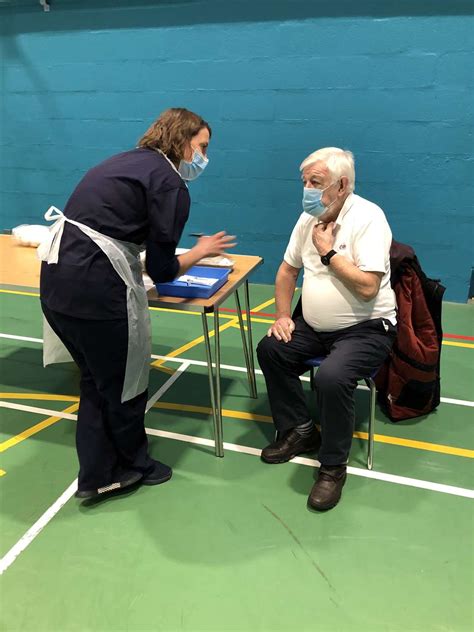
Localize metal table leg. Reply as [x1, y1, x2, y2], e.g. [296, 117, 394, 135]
[235, 282, 258, 399]
[202, 310, 224, 457]
[213, 308, 223, 456]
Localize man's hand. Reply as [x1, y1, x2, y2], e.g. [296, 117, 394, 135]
[312, 222, 335, 256]
[267, 317, 295, 343]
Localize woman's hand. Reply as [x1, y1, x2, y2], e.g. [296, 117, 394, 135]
[267, 317, 295, 343]
[177, 231, 236, 276]
[195, 231, 237, 258]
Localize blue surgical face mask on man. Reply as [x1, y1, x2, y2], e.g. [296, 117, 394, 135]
[178, 147, 209, 181]
[302, 182, 336, 217]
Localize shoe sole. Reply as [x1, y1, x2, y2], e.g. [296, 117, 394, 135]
[261, 446, 319, 464]
[141, 471, 173, 486]
[75, 472, 143, 499]
[307, 498, 340, 511]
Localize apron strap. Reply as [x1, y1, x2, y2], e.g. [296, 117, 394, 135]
[44, 206, 64, 221]
[37, 206, 66, 264]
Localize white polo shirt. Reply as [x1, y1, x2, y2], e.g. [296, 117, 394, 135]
[284, 193, 397, 332]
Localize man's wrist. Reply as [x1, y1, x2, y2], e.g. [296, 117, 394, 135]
[320, 249, 338, 266]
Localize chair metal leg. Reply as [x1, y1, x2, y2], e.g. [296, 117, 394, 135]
[308, 362, 376, 469]
[366, 377, 376, 470]
[202, 312, 224, 457]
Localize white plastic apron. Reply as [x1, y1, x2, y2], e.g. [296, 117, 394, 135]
[38, 206, 151, 403]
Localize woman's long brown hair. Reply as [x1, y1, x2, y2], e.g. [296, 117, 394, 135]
[137, 108, 211, 165]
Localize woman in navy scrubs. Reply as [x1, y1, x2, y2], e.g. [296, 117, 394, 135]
[39, 108, 235, 499]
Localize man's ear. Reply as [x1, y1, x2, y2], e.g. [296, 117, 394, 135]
[339, 176, 349, 194]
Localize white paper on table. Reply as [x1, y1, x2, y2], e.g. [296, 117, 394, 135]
[178, 274, 219, 287]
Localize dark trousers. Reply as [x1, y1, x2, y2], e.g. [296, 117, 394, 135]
[257, 316, 396, 465]
[42, 303, 154, 491]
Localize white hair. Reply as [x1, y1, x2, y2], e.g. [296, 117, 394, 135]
[299, 147, 355, 192]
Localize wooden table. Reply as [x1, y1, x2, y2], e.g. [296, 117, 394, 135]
[0, 236, 264, 457]
[0, 235, 41, 289]
[148, 254, 263, 456]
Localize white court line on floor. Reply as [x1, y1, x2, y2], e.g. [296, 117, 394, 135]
[0, 401, 78, 420]
[146, 361, 190, 412]
[1, 325, 474, 573]
[0, 365, 187, 576]
[1, 332, 473, 407]
[0, 333, 43, 344]
[150, 353, 474, 406]
[0, 478, 78, 575]
[1, 397, 472, 501]
[1, 402, 473, 576]
[144, 427, 474, 499]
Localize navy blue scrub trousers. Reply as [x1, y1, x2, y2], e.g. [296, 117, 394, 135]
[42, 303, 155, 492]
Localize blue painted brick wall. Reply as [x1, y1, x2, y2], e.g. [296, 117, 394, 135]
[1, 1, 473, 301]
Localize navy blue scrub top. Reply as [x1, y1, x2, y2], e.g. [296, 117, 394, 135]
[40, 147, 190, 320]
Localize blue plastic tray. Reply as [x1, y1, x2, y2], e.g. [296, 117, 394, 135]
[155, 265, 231, 299]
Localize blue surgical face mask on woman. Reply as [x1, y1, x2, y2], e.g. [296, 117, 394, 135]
[178, 147, 209, 181]
[302, 182, 336, 217]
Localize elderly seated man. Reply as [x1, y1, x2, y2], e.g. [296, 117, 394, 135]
[257, 147, 397, 511]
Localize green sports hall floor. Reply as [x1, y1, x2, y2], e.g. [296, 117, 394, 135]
[0, 282, 473, 632]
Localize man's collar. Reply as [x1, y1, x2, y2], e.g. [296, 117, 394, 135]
[335, 193, 355, 227]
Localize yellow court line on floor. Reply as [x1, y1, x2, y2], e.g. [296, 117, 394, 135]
[151, 400, 474, 459]
[151, 295, 276, 369]
[0, 294, 275, 451]
[250, 297, 276, 313]
[0, 402, 80, 454]
[1, 392, 471, 459]
[353, 431, 474, 458]
[229, 323, 248, 331]
[153, 365, 177, 376]
[248, 316, 274, 324]
[0, 289, 39, 297]
[0, 393, 79, 402]
[442, 340, 474, 349]
[152, 401, 272, 423]
[151, 318, 238, 368]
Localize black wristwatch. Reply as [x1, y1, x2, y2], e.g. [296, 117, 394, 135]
[320, 249, 337, 266]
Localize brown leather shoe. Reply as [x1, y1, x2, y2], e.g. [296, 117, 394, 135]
[307, 465, 347, 510]
[261, 426, 321, 464]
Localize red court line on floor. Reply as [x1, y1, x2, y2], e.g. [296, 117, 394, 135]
[444, 333, 474, 341]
